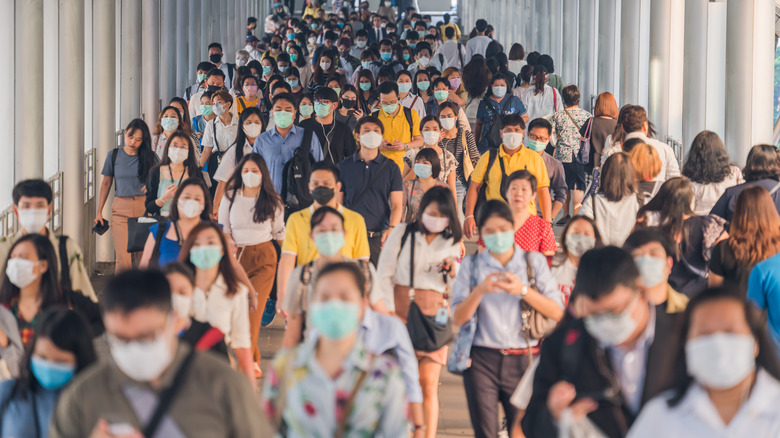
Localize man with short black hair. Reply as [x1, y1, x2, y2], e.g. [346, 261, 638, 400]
[351, 29, 369, 58]
[187, 68, 227, 117]
[299, 87, 357, 165]
[523, 246, 685, 438]
[367, 14, 386, 45]
[207, 42, 235, 86]
[374, 81, 423, 170]
[182, 61, 216, 101]
[407, 42, 440, 75]
[0, 180, 96, 301]
[434, 26, 466, 69]
[373, 39, 403, 75]
[465, 19, 491, 63]
[49, 269, 270, 438]
[527, 118, 567, 219]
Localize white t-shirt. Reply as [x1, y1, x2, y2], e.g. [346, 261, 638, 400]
[551, 258, 577, 303]
[218, 189, 285, 247]
[213, 142, 254, 182]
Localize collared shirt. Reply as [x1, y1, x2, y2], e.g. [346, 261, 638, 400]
[338, 153, 404, 232]
[253, 124, 324, 194]
[451, 246, 564, 349]
[201, 115, 239, 154]
[261, 334, 409, 438]
[542, 151, 567, 205]
[399, 93, 427, 119]
[360, 308, 423, 403]
[281, 204, 370, 265]
[213, 141, 253, 182]
[192, 275, 251, 349]
[470, 145, 550, 214]
[375, 107, 421, 170]
[218, 189, 285, 246]
[49, 343, 270, 438]
[628, 369, 780, 437]
[606, 305, 656, 414]
[624, 131, 681, 181]
[434, 40, 466, 70]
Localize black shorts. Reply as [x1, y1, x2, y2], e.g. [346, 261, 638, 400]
[563, 162, 587, 190]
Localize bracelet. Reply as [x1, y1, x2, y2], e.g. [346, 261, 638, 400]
[465, 215, 474, 220]
[412, 424, 426, 431]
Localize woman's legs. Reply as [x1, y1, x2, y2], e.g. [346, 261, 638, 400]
[418, 357, 443, 438]
[111, 196, 145, 272]
[238, 242, 278, 364]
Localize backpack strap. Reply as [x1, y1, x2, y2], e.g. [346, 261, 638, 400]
[150, 221, 169, 267]
[483, 148, 507, 201]
[59, 236, 71, 292]
[770, 181, 780, 195]
[403, 106, 414, 139]
[194, 327, 225, 351]
[238, 98, 247, 112]
[142, 349, 197, 437]
[111, 148, 119, 171]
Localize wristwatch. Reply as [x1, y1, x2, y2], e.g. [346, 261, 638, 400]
[520, 285, 529, 297]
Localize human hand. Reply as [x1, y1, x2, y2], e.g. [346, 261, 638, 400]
[546, 381, 598, 421]
[162, 184, 178, 202]
[463, 216, 476, 239]
[89, 420, 143, 438]
[493, 271, 526, 295]
[94, 215, 105, 226]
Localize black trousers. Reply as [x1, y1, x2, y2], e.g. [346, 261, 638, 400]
[367, 233, 383, 267]
[463, 347, 530, 438]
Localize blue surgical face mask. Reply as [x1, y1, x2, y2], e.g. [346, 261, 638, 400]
[189, 245, 223, 270]
[299, 104, 314, 118]
[314, 101, 332, 118]
[382, 103, 398, 114]
[359, 82, 371, 91]
[380, 52, 392, 61]
[525, 139, 547, 152]
[403, 53, 411, 61]
[286, 79, 299, 89]
[262, 65, 272, 76]
[31, 356, 75, 390]
[434, 90, 449, 102]
[413, 163, 433, 179]
[199, 105, 213, 116]
[313, 231, 346, 257]
[482, 230, 515, 254]
[309, 300, 360, 340]
[492, 86, 507, 98]
[278, 65, 288, 73]
[290, 53, 298, 62]
[416, 81, 430, 91]
[398, 82, 412, 94]
[160, 117, 179, 132]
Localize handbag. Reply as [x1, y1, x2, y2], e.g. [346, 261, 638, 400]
[447, 255, 479, 375]
[403, 227, 454, 352]
[520, 251, 557, 341]
[126, 216, 162, 253]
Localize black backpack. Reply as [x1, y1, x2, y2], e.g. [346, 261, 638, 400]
[485, 96, 513, 150]
[281, 129, 316, 214]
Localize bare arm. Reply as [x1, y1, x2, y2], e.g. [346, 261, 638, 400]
[538, 189, 552, 222]
[276, 253, 297, 317]
[383, 191, 403, 244]
[447, 170, 457, 203]
[463, 180, 481, 239]
[95, 176, 113, 224]
[199, 146, 213, 168]
[138, 233, 156, 268]
[281, 313, 304, 348]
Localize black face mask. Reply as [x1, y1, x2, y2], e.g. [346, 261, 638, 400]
[311, 186, 335, 205]
[209, 53, 222, 64]
[341, 99, 356, 109]
[270, 43, 280, 50]
[207, 85, 221, 93]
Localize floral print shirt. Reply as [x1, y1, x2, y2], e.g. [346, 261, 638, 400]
[550, 108, 591, 163]
[262, 334, 409, 438]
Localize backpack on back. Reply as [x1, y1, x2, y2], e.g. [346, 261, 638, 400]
[281, 129, 316, 214]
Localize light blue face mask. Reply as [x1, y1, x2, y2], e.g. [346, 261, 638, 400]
[361, 61, 372, 70]
[413, 163, 432, 179]
[380, 52, 392, 61]
[286, 79, 299, 89]
[492, 86, 507, 98]
[274, 110, 295, 128]
[299, 104, 314, 118]
[434, 90, 449, 102]
[634, 255, 667, 288]
[309, 300, 360, 340]
[290, 53, 298, 62]
[314, 101, 332, 118]
[160, 117, 179, 132]
[199, 105, 213, 116]
[382, 103, 399, 114]
[416, 81, 430, 91]
[359, 82, 371, 91]
[262, 65, 273, 76]
[31, 356, 75, 390]
[525, 139, 547, 152]
[482, 230, 515, 254]
[189, 245, 223, 270]
[313, 231, 346, 257]
[398, 82, 412, 94]
[278, 65, 288, 73]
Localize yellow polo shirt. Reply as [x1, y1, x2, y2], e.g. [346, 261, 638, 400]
[281, 204, 370, 266]
[376, 107, 421, 170]
[470, 144, 550, 214]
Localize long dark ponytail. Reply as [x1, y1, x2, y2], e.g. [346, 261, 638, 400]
[231, 107, 266, 165]
[125, 118, 156, 183]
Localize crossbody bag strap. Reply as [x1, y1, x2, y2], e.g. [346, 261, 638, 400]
[211, 119, 221, 153]
[563, 108, 582, 132]
[770, 181, 780, 195]
[142, 349, 197, 437]
[334, 359, 372, 438]
[59, 236, 71, 292]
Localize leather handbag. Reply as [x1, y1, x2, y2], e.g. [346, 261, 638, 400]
[126, 216, 163, 253]
[520, 251, 557, 340]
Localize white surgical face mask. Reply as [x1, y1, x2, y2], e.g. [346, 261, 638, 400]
[17, 208, 49, 233]
[583, 294, 640, 347]
[178, 199, 204, 218]
[440, 117, 456, 130]
[360, 131, 384, 149]
[243, 123, 262, 138]
[502, 132, 524, 150]
[109, 332, 174, 382]
[686, 333, 756, 390]
[634, 255, 667, 288]
[171, 294, 193, 318]
[5, 258, 39, 289]
[565, 234, 596, 258]
[422, 131, 440, 145]
[241, 171, 262, 188]
[168, 148, 188, 164]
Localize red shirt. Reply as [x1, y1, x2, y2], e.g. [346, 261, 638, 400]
[478, 215, 557, 254]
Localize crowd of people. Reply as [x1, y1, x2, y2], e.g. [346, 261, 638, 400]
[0, 1, 777, 437]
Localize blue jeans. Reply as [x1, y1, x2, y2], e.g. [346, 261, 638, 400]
[456, 176, 468, 224]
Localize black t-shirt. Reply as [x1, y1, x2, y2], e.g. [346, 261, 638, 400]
[179, 319, 229, 360]
[299, 117, 356, 165]
[709, 240, 752, 295]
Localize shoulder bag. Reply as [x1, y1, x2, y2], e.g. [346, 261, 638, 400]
[447, 255, 479, 375]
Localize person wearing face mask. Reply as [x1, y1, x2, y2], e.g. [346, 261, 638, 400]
[463, 114, 552, 239]
[144, 132, 203, 217]
[297, 93, 315, 122]
[244, 35, 262, 61]
[192, 91, 217, 142]
[234, 49, 250, 70]
[0, 181, 96, 302]
[263, 262, 408, 437]
[0, 234, 104, 347]
[162, 263, 228, 359]
[527, 118, 567, 219]
[401, 149, 448, 223]
[151, 106, 183, 157]
[95, 119, 159, 273]
[187, 68, 227, 117]
[628, 287, 780, 437]
[437, 102, 480, 222]
[284, 68, 305, 100]
[397, 70, 427, 119]
[403, 117, 457, 195]
[207, 42, 236, 91]
[299, 87, 357, 165]
[426, 78, 472, 131]
[335, 85, 363, 131]
[337, 38, 359, 80]
[373, 39, 404, 75]
[253, 93, 324, 195]
[179, 221, 254, 383]
[350, 29, 369, 59]
[407, 43, 441, 77]
[199, 91, 237, 196]
[49, 270, 271, 438]
[218, 154, 284, 377]
[182, 61, 216, 101]
[523, 246, 685, 438]
[307, 50, 338, 94]
[475, 73, 528, 152]
[0, 309, 96, 438]
[376, 187, 462, 438]
[552, 216, 602, 302]
[233, 76, 262, 116]
[373, 81, 424, 171]
[452, 200, 563, 438]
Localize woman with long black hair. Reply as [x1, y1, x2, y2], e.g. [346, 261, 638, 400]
[95, 119, 158, 272]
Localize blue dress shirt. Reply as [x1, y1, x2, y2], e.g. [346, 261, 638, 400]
[252, 124, 324, 194]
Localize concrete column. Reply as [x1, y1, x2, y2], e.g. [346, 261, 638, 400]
[561, 0, 579, 85]
[549, 0, 563, 71]
[682, 0, 708, 149]
[619, 0, 640, 105]
[221, 0, 229, 55]
[120, 0, 142, 123]
[59, 0, 85, 245]
[160, 0, 176, 104]
[536, 0, 550, 55]
[725, 0, 775, 165]
[201, 0, 211, 55]
[0, 0, 15, 209]
[188, 0, 200, 85]
[15, 0, 44, 180]
[577, 0, 597, 111]
[93, 0, 117, 262]
[176, 0, 189, 97]
[597, 0, 617, 100]
[647, 0, 671, 138]
[142, 0, 160, 124]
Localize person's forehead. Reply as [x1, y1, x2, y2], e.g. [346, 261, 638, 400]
[576, 285, 635, 315]
[104, 307, 168, 336]
[631, 241, 666, 257]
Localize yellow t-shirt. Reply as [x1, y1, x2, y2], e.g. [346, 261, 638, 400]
[235, 97, 259, 115]
[281, 204, 370, 266]
[376, 107, 421, 170]
[470, 144, 550, 214]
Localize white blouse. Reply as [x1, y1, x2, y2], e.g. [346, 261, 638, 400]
[628, 369, 780, 438]
[192, 275, 251, 349]
[201, 115, 239, 154]
[375, 224, 461, 310]
[218, 189, 285, 247]
[213, 141, 254, 182]
[690, 165, 744, 216]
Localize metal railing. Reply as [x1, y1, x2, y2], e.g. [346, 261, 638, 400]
[47, 172, 63, 235]
[665, 136, 684, 170]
